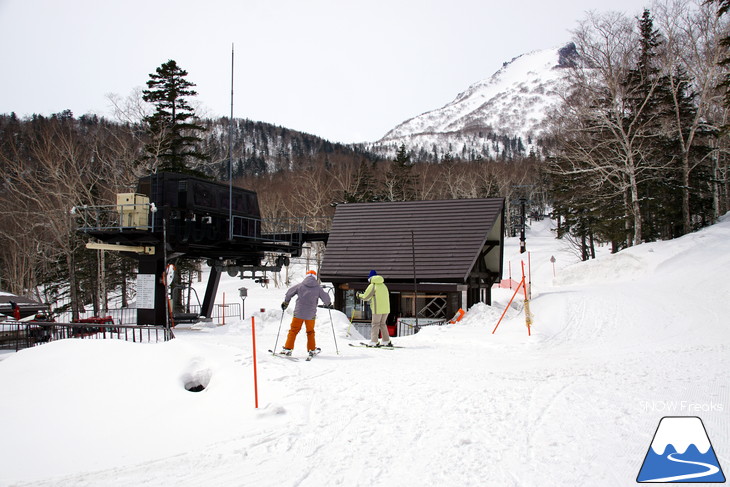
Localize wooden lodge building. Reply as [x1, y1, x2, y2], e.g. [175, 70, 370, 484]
[319, 198, 505, 331]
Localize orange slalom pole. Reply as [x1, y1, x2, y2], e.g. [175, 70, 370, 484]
[251, 316, 259, 408]
[492, 276, 525, 334]
[521, 260, 527, 290]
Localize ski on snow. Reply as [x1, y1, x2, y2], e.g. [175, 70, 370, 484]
[348, 342, 404, 349]
[268, 350, 321, 361]
[268, 350, 299, 362]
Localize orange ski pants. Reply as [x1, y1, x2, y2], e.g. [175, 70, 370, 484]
[284, 317, 316, 351]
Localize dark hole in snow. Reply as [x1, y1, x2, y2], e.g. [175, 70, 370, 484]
[185, 383, 206, 392]
[182, 365, 211, 392]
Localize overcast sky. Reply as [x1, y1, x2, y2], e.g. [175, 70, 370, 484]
[0, 0, 646, 143]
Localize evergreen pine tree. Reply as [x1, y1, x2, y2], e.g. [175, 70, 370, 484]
[643, 63, 713, 240]
[637, 9, 661, 78]
[614, 8, 669, 244]
[625, 10, 673, 241]
[142, 59, 208, 175]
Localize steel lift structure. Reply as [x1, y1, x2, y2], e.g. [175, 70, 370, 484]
[75, 172, 328, 326]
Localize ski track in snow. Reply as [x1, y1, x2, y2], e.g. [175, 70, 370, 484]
[2, 218, 729, 486]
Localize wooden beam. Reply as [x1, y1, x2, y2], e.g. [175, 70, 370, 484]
[86, 242, 155, 255]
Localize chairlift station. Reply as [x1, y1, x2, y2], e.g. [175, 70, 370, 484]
[77, 172, 328, 326]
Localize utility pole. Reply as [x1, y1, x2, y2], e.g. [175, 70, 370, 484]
[228, 43, 234, 241]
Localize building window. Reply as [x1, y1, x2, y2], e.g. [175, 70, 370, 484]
[400, 293, 449, 319]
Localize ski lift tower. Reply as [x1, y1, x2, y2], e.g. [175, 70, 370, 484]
[511, 185, 533, 254]
[75, 172, 329, 326]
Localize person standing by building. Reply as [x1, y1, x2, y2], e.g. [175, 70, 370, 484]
[280, 270, 331, 357]
[358, 270, 393, 347]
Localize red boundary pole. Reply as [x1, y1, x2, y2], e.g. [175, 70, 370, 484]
[251, 316, 259, 408]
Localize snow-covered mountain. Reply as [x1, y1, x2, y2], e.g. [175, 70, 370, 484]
[363, 43, 577, 161]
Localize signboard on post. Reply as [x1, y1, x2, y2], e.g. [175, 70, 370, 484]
[137, 274, 156, 309]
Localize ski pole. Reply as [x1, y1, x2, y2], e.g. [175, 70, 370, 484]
[328, 306, 339, 355]
[272, 309, 285, 354]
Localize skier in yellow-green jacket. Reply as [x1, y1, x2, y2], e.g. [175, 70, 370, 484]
[357, 270, 393, 347]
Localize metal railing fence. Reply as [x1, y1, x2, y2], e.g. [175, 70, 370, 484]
[0, 322, 173, 352]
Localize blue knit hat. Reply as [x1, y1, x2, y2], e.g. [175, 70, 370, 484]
[368, 270, 377, 278]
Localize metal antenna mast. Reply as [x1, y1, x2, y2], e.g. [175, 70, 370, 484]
[228, 44, 234, 240]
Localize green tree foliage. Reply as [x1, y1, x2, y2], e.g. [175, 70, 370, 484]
[142, 60, 208, 175]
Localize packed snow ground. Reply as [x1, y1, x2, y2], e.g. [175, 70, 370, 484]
[1, 216, 728, 486]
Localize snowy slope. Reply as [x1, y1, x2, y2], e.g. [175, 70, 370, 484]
[383, 48, 566, 140]
[1, 215, 729, 486]
[363, 45, 572, 160]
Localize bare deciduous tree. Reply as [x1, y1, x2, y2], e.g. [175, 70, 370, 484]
[550, 10, 675, 246]
[0, 117, 133, 318]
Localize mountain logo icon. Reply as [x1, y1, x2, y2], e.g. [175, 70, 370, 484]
[637, 416, 725, 483]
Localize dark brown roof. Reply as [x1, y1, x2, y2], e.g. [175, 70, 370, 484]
[320, 198, 504, 283]
[0, 293, 47, 312]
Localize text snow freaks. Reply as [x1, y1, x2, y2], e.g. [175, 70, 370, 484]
[640, 401, 724, 413]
